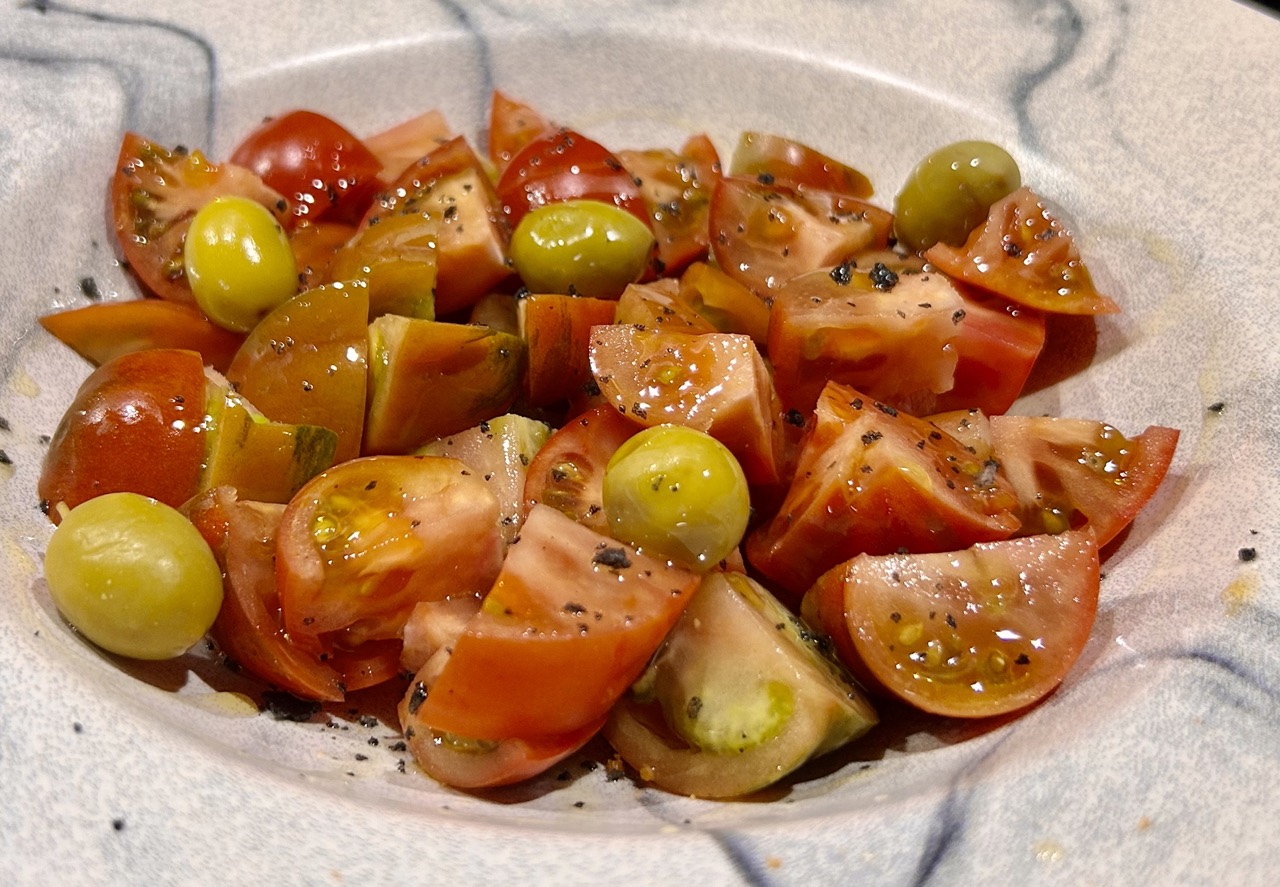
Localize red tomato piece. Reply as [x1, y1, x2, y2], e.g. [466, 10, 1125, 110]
[363, 136, 512, 315]
[39, 300, 244, 373]
[361, 107, 454, 183]
[229, 110, 383, 226]
[989, 416, 1179, 547]
[110, 133, 288, 303]
[411, 504, 700, 740]
[709, 176, 892, 298]
[616, 133, 721, 276]
[924, 186, 1120, 315]
[487, 90, 552, 175]
[185, 488, 346, 702]
[39, 348, 207, 523]
[276, 455, 507, 648]
[225, 282, 370, 464]
[613, 279, 718, 335]
[522, 404, 644, 533]
[921, 287, 1047, 416]
[728, 131, 874, 199]
[517, 293, 618, 407]
[588, 324, 785, 485]
[496, 128, 649, 229]
[745, 381, 1022, 600]
[766, 266, 966, 415]
[820, 528, 1100, 717]
[677, 262, 771, 345]
[290, 220, 358, 291]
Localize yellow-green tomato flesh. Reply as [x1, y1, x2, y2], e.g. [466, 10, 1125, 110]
[184, 195, 299, 332]
[602, 425, 750, 570]
[893, 140, 1022, 253]
[509, 199, 654, 298]
[44, 492, 224, 660]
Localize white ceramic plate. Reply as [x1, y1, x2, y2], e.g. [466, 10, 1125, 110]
[3, 1, 1278, 883]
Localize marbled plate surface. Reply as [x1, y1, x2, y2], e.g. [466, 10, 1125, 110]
[2, 1, 1278, 884]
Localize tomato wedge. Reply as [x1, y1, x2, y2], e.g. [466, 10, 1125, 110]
[412, 504, 700, 740]
[276, 455, 506, 647]
[487, 90, 552, 175]
[813, 528, 1100, 717]
[989, 416, 1179, 546]
[728, 131, 873, 199]
[110, 133, 288, 303]
[616, 133, 721, 276]
[39, 300, 244, 373]
[924, 186, 1119, 315]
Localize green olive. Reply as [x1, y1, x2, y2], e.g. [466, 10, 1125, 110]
[44, 493, 224, 660]
[893, 140, 1021, 253]
[602, 425, 750, 570]
[509, 199, 654, 298]
[184, 195, 299, 332]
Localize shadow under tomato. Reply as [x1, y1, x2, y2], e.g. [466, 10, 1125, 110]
[1022, 313, 1099, 396]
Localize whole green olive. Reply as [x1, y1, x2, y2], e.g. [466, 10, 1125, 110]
[509, 199, 654, 298]
[893, 141, 1021, 253]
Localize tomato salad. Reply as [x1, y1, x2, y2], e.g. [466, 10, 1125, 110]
[35, 92, 1178, 798]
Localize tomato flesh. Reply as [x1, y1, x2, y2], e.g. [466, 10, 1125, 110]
[412, 504, 700, 740]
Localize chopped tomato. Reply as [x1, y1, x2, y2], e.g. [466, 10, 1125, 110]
[361, 136, 511, 315]
[38, 300, 244, 373]
[487, 90, 552, 175]
[728, 131, 873, 199]
[518, 293, 618, 407]
[411, 504, 700, 740]
[813, 528, 1100, 717]
[924, 186, 1120, 315]
[290, 220, 358, 291]
[612, 280, 717, 335]
[276, 455, 507, 648]
[709, 176, 892, 298]
[362, 107, 454, 182]
[496, 129, 649, 229]
[588, 324, 785, 485]
[39, 348, 207, 523]
[677, 262, 771, 345]
[225, 282, 370, 463]
[110, 133, 288, 303]
[745, 381, 1022, 600]
[617, 133, 721, 276]
[766, 266, 965, 415]
[522, 404, 644, 533]
[185, 487, 346, 701]
[229, 110, 383, 226]
[989, 416, 1179, 546]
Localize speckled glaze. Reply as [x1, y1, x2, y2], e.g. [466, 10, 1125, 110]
[2, 1, 1278, 884]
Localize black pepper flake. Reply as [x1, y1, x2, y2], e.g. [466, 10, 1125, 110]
[112, 817, 126, 832]
[889, 612, 901, 622]
[354, 753, 368, 762]
[829, 261, 855, 285]
[573, 801, 585, 808]
[1239, 547, 1258, 562]
[593, 546, 632, 569]
[0, 416, 8, 431]
[79, 276, 103, 300]
[0, 450, 11, 466]
[686, 696, 703, 721]
[874, 402, 898, 417]
[869, 262, 898, 291]
[861, 430, 883, 446]
[952, 309, 967, 325]
[73, 722, 83, 734]
[945, 613, 957, 629]
[756, 172, 775, 185]
[1207, 401, 1226, 414]
[407, 681, 429, 715]
[388, 741, 407, 753]
[1015, 653, 1031, 665]
[785, 408, 805, 427]
[262, 691, 320, 722]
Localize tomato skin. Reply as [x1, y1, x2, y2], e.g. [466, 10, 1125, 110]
[496, 129, 649, 230]
[39, 299, 245, 373]
[110, 133, 289, 304]
[745, 381, 1022, 600]
[825, 529, 1100, 717]
[924, 186, 1119, 315]
[226, 282, 370, 464]
[229, 110, 383, 226]
[38, 348, 207, 523]
[518, 293, 618, 408]
[523, 404, 644, 533]
[413, 504, 700, 741]
[487, 90, 552, 174]
[989, 417, 1179, 546]
[276, 455, 506, 647]
[728, 131, 874, 199]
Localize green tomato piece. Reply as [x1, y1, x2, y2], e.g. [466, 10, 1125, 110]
[602, 424, 750, 570]
[893, 140, 1022, 253]
[509, 199, 654, 298]
[44, 492, 224, 660]
[184, 195, 299, 332]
